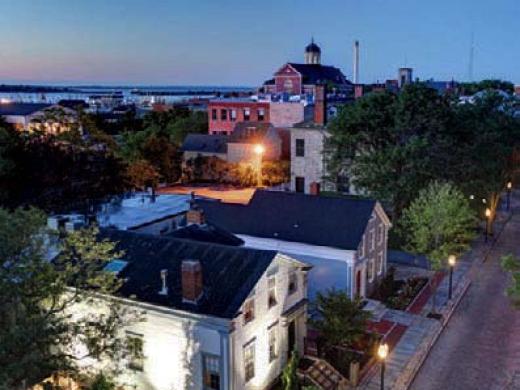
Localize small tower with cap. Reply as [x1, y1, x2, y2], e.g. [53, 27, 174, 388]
[305, 38, 321, 65]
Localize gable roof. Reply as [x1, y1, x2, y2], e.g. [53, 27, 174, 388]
[197, 190, 377, 250]
[167, 223, 244, 247]
[286, 63, 351, 86]
[98, 229, 276, 318]
[181, 134, 228, 154]
[0, 102, 53, 116]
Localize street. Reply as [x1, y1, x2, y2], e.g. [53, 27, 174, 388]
[410, 197, 520, 390]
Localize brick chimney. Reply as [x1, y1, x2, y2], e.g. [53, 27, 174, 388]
[186, 191, 205, 225]
[182, 260, 203, 303]
[314, 84, 327, 126]
[309, 182, 321, 196]
[354, 84, 364, 99]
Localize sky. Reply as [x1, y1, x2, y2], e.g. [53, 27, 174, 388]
[0, 0, 519, 86]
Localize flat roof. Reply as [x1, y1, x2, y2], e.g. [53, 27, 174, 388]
[95, 193, 191, 230]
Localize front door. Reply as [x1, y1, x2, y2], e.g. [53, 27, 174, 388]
[288, 320, 296, 359]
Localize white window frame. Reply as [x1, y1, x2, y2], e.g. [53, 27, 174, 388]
[378, 252, 384, 275]
[268, 322, 278, 363]
[243, 340, 255, 383]
[202, 353, 221, 390]
[367, 259, 375, 282]
[268, 276, 277, 309]
[243, 298, 255, 325]
[370, 229, 375, 251]
[378, 223, 384, 245]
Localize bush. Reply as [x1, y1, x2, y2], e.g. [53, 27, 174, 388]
[87, 373, 116, 390]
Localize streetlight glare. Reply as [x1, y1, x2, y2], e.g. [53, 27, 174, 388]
[448, 255, 456, 267]
[378, 343, 389, 360]
[253, 144, 265, 155]
[507, 181, 512, 190]
[485, 208, 491, 218]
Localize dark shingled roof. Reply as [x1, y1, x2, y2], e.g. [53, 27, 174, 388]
[197, 190, 376, 250]
[229, 122, 276, 144]
[287, 63, 351, 86]
[99, 229, 277, 318]
[0, 102, 52, 116]
[305, 42, 321, 53]
[181, 134, 228, 154]
[167, 223, 244, 247]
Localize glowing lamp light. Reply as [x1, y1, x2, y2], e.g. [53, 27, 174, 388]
[254, 144, 265, 155]
[0, 98, 11, 104]
[469, 195, 475, 200]
[377, 343, 389, 360]
[485, 208, 491, 218]
[507, 181, 512, 190]
[482, 198, 487, 204]
[448, 255, 456, 267]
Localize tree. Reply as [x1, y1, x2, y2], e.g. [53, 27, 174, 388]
[0, 208, 142, 388]
[126, 159, 160, 191]
[398, 181, 476, 313]
[281, 350, 299, 390]
[311, 289, 371, 352]
[326, 85, 451, 221]
[501, 253, 520, 308]
[86, 372, 116, 390]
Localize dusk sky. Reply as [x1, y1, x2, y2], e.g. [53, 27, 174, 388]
[0, 0, 518, 86]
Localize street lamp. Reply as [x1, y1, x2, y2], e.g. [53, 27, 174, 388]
[253, 144, 265, 188]
[377, 343, 389, 390]
[448, 255, 456, 300]
[506, 181, 512, 211]
[485, 207, 491, 242]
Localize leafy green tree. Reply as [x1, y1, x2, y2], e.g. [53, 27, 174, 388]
[399, 181, 476, 313]
[0, 208, 142, 388]
[126, 159, 160, 191]
[460, 79, 515, 95]
[501, 253, 520, 308]
[311, 289, 371, 352]
[86, 372, 116, 390]
[326, 84, 451, 221]
[281, 350, 299, 390]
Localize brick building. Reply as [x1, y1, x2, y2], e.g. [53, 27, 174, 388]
[208, 99, 270, 135]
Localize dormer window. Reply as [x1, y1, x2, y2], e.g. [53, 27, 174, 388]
[288, 271, 298, 295]
[243, 298, 255, 324]
[268, 277, 277, 308]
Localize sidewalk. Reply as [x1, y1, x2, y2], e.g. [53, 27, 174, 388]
[357, 191, 516, 390]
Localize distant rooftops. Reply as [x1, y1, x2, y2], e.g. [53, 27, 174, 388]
[197, 190, 378, 250]
[181, 134, 228, 154]
[0, 102, 52, 116]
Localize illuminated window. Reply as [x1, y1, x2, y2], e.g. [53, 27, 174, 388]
[243, 108, 250, 121]
[257, 108, 265, 121]
[230, 109, 237, 122]
[203, 354, 221, 390]
[126, 331, 144, 371]
[243, 298, 255, 324]
[288, 271, 298, 295]
[268, 324, 278, 362]
[244, 342, 255, 382]
[268, 277, 277, 308]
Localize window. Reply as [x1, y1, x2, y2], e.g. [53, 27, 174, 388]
[288, 271, 298, 295]
[367, 259, 374, 282]
[243, 298, 255, 324]
[358, 236, 365, 259]
[295, 177, 305, 193]
[244, 342, 255, 382]
[378, 252, 384, 275]
[220, 109, 227, 121]
[230, 109, 237, 122]
[126, 332, 144, 371]
[257, 108, 265, 121]
[268, 277, 277, 308]
[370, 229, 375, 251]
[243, 108, 250, 121]
[211, 109, 217, 120]
[268, 324, 278, 362]
[203, 354, 221, 390]
[378, 223, 384, 244]
[295, 139, 305, 157]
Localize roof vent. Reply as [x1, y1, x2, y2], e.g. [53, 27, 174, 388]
[158, 269, 168, 296]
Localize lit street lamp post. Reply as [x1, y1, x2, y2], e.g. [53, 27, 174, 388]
[485, 207, 491, 243]
[448, 255, 456, 300]
[253, 144, 265, 188]
[506, 181, 512, 211]
[378, 343, 389, 390]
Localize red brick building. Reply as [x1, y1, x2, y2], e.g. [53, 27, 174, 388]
[208, 99, 270, 135]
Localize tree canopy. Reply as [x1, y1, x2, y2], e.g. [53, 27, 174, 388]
[0, 208, 142, 388]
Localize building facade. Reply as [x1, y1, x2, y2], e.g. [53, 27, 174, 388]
[208, 100, 270, 135]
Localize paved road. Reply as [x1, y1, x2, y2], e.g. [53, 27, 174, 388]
[410, 202, 520, 390]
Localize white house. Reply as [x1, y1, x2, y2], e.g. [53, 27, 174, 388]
[197, 190, 391, 299]
[61, 227, 310, 390]
[0, 102, 78, 133]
